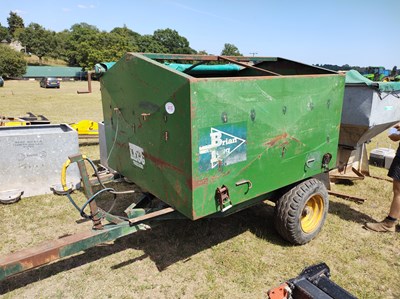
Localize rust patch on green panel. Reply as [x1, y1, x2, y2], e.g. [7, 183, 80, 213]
[144, 152, 184, 174]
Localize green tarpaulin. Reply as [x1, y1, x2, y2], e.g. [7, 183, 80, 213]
[345, 70, 400, 92]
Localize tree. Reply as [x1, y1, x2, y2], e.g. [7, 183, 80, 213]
[19, 23, 56, 64]
[0, 22, 10, 42]
[88, 31, 137, 66]
[111, 26, 140, 39]
[64, 23, 102, 67]
[64, 23, 137, 69]
[0, 44, 26, 77]
[341, 64, 351, 71]
[391, 66, 398, 77]
[153, 28, 196, 54]
[52, 30, 70, 61]
[7, 11, 24, 38]
[137, 35, 167, 53]
[110, 25, 140, 50]
[221, 43, 242, 56]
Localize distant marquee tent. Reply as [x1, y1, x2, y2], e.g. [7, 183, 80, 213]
[23, 66, 86, 80]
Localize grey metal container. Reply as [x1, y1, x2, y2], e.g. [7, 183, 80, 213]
[334, 73, 400, 179]
[0, 124, 80, 202]
[340, 85, 400, 148]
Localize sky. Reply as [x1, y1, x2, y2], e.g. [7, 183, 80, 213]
[1, 0, 399, 69]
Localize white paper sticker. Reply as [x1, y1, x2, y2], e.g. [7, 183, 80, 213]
[129, 143, 145, 169]
[165, 102, 175, 114]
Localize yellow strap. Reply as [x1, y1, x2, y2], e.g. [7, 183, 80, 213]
[61, 155, 87, 191]
[61, 159, 71, 191]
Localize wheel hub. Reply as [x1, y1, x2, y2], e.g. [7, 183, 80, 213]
[302, 206, 312, 217]
[301, 195, 324, 233]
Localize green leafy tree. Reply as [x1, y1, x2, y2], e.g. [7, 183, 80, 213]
[111, 26, 140, 39]
[221, 43, 242, 56]
[65, 23, 136, 69]
[52, 30, 70, 61]
[137, 35, 167, 53]
[341, 64, 351, 71]
[19, 23, 56, 64]
[0, 44, 26, 77]
[110, 25, 140, 50]
[0, 22, 10, 42]
[7, 11, 24, 38]
[64, 23, 102, 67]
[86, 31, 136, 67]
[391, 66, 398, 77]
[153, 28, 196, 54]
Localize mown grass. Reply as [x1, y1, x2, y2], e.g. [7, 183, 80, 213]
[0, 80, 399, 298]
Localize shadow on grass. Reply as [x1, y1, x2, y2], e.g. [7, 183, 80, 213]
[0, 203, 288, 294]
[79, 140, 99, 146]
[3, 197, 381, 293]
[329, 200, 376, 224]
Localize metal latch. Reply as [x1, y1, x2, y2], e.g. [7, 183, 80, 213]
[322, 153, 332, 171]
[215, 185, 232, 212]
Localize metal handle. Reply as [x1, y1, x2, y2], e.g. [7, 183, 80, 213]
[305, 158, 315, 168]
[235, 179, 253, 189]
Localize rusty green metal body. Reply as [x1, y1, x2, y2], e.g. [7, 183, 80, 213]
[101, 53, 345, 220]
[0, 222, 147, 281]
[0, 53, 344, 281]
[0, 54, 345, 282]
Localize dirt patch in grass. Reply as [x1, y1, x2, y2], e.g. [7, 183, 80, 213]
[0, 81, 399, 298]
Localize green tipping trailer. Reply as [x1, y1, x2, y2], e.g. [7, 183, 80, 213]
[101, 53, 345, 241]
[0, 54, 345, 281]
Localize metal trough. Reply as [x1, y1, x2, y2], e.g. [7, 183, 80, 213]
[332, 70, 400, 179]
[0, 124, 80, 202]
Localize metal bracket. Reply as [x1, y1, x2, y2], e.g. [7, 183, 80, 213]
[69, 154, 103, 230]
[322, 153, 332, 171]
[215, 185, 232, 212]
[141, 113, 151, 121]
[0, 189, 23, 204]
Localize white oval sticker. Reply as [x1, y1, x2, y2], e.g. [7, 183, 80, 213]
[165, 102, 175, 114]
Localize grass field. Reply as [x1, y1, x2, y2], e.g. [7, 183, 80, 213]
[0, 80, 399, 298]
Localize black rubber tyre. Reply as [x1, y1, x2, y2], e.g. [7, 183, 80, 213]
[274, 178, 328, 245]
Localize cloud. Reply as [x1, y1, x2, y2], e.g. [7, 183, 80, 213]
[77, 4, 96, 9]
[62, 8, 72, 12]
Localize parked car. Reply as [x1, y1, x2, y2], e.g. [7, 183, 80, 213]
[40, 77, 60, 88]
[0, 76, 4, 87]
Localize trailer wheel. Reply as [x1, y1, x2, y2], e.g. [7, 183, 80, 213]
[274, 178, 328, 245]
